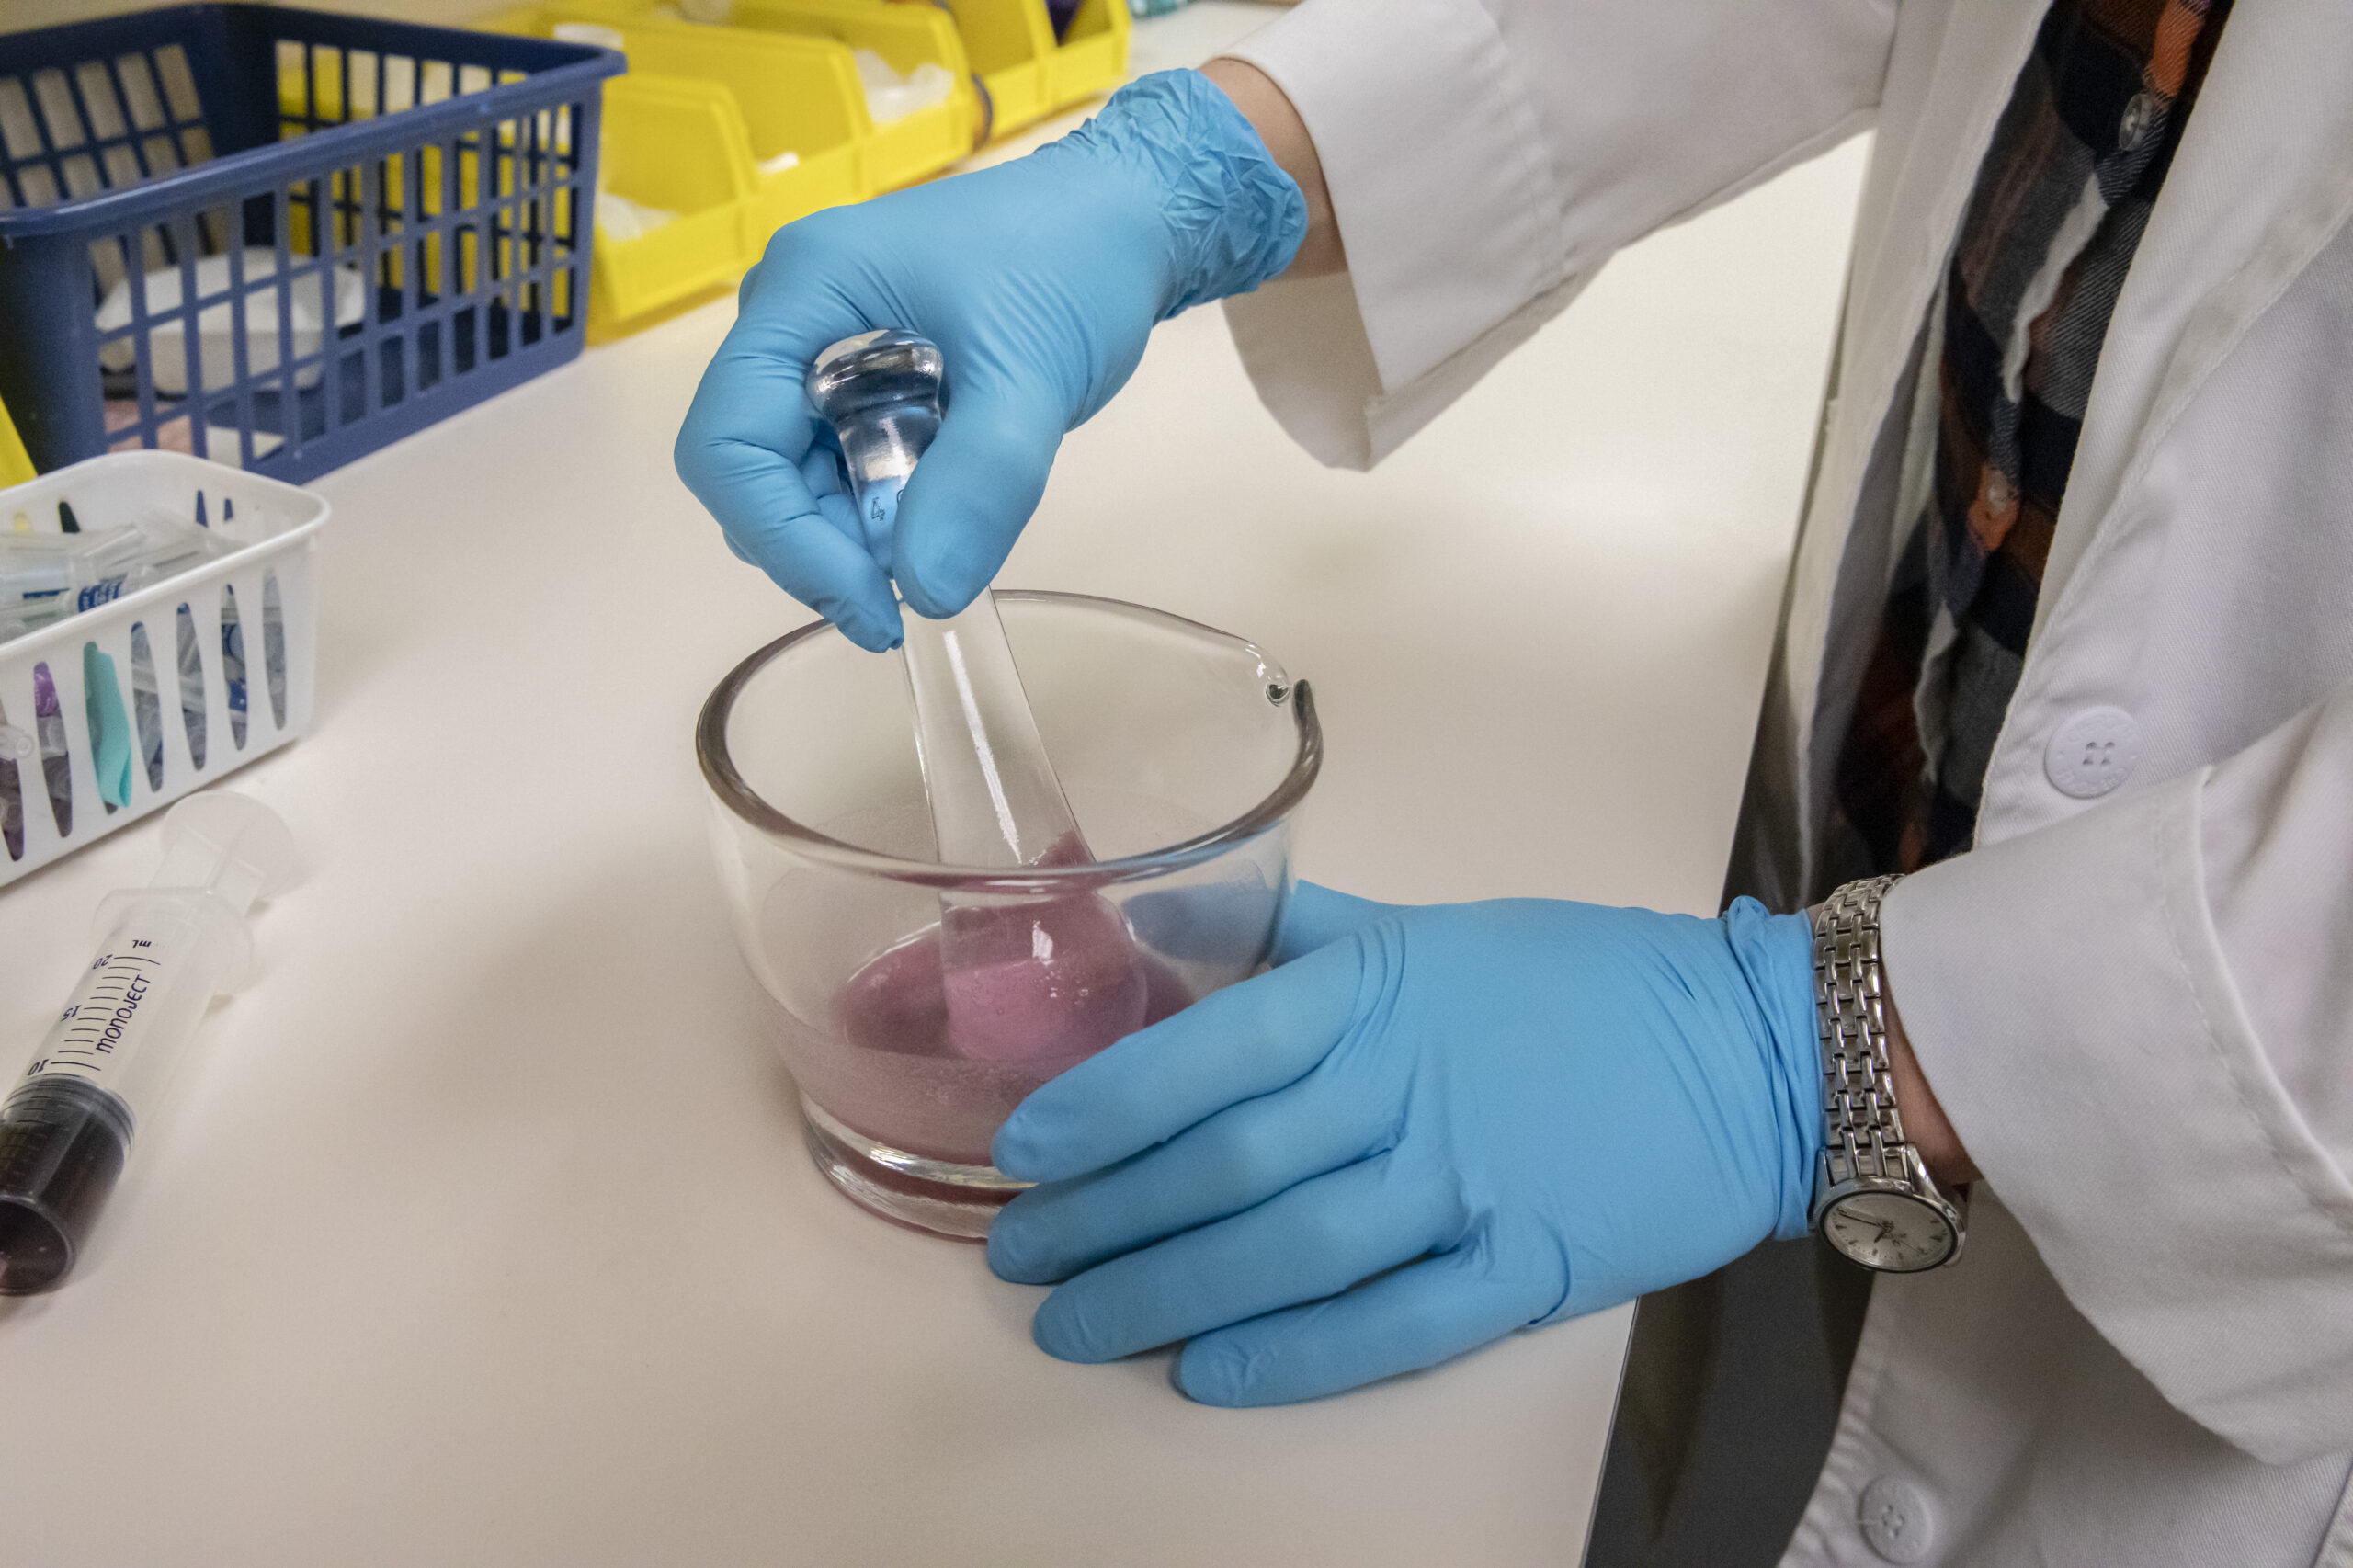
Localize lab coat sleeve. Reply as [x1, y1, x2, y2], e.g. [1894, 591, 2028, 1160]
[1217, 0, 1896, 467]
[1881, 688, 2353, 1466]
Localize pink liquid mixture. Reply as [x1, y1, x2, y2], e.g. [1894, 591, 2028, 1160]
[809, 904, 1188, 1167]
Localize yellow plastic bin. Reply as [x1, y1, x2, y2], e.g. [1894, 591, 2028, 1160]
[670, 0, 981, 187]
[481, 6, 868, 336]
[937, 0, 1129, 139]
[514, 0, 975, 193]
[0, 398, 33, 488]
[1039, 0, 1130, 117]
[591, 75, 759, 331]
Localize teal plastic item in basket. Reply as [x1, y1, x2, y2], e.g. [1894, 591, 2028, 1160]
[81, 644, 133, 809]
[0, 5, 625, 483]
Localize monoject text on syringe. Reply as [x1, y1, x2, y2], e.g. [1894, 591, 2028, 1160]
[0, 791, 294, 1293]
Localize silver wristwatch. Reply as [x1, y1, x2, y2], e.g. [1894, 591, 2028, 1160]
[1809, 875, 1966, 1272]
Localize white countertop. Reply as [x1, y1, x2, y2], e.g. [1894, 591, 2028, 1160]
[0, 9, 1866, 1562]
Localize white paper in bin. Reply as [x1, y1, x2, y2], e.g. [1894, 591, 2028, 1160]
[0, 452, 329, 886]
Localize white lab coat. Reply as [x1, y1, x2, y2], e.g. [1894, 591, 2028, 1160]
[1219, 0, 2353, 1562]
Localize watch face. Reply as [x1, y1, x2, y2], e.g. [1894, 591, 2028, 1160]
[1825, 1190, 1956, 1272]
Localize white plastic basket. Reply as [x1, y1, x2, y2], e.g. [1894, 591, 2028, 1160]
[0, 452, 327, 886]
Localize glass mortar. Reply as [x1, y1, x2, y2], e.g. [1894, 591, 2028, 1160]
[698, 592, 1320, 1240]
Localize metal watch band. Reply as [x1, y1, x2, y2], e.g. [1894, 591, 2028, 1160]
[1812, 874, 1912, 1191]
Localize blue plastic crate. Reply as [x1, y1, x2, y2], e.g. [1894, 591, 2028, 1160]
[0, 5, 624, 482]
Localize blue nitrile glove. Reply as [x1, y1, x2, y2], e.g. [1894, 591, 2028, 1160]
[674, 71, 1306, 652]
[986, 882, 1824, 1406]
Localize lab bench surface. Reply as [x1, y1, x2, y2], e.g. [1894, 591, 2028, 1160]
[0, 7, 1868, 1563]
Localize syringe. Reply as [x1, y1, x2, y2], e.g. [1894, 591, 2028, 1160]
[0, 791, 295, 1293]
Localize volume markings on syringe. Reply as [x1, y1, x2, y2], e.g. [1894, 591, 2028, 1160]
[38, 951, 164, 1079]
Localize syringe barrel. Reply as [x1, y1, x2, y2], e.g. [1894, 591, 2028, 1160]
[0, 892, 239, 1294]
[28, 892, 243, 1123]
[0, 1080, 131, 1294]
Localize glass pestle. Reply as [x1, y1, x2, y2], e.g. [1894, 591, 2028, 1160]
[806, 329, 1087, 866]
[806, 331, 1146, 1062]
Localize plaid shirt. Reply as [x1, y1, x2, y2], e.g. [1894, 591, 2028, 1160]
[1825, 0, 2233, 875]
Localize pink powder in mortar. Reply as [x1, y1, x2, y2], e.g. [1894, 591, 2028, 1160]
[937, 890, 1148, 1062]
[931, 829, 1148, 1062]
[824, 925, 1188, 1165]
[807, 835, 1185, 1164]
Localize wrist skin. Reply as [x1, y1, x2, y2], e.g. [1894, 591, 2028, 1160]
[1199, 58, 1347, 278]
[1812, 903, 1978, 1187]
[1881, 986, 1979, 1187]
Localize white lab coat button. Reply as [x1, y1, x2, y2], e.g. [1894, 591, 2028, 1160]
[2045, 706, 2143, 798]
[1859, 1476, 1936, 1563]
